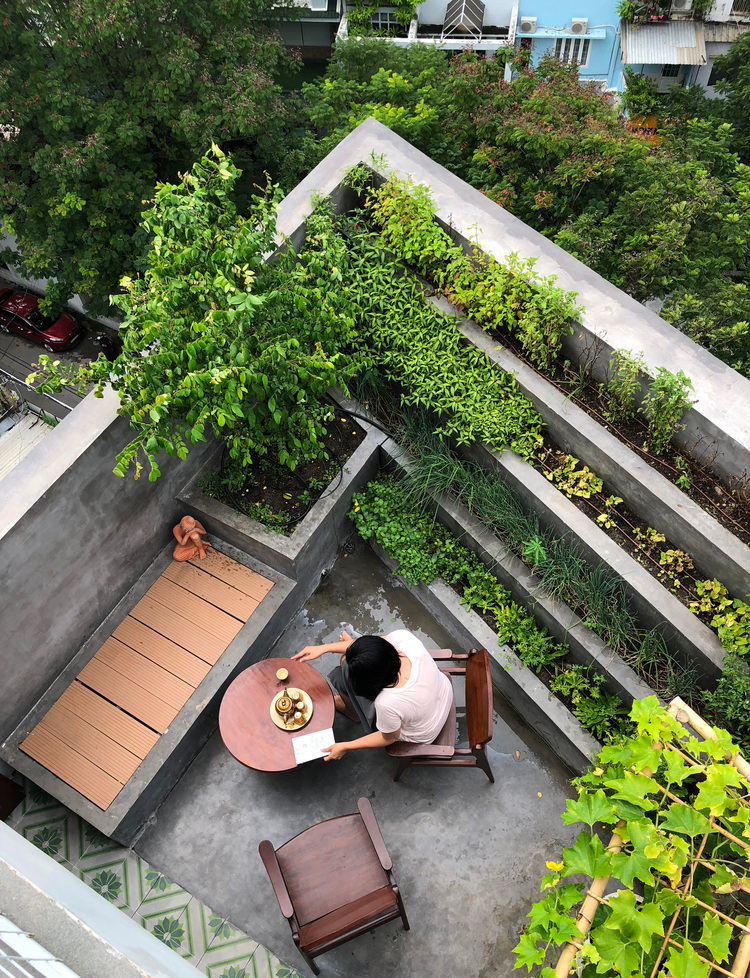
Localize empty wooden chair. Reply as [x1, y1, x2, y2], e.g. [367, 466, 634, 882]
[386, 647, 494, 783]
[258, 797, 409, 974]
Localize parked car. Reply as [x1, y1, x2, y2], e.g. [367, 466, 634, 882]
[0, 288, 84, 351]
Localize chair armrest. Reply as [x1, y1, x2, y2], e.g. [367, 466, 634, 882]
[357, 797, 392, 872]
[428, 649, 469, 661]
[258, 840, 294, 919]
[440, 667, 466, 676]
[386, 741, 455, 758]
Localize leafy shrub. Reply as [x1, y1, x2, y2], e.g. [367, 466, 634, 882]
[640, 367, 695, 454]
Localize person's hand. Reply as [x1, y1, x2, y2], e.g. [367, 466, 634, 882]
[293, 646, 324, 662]
[322, 742, 347, 762]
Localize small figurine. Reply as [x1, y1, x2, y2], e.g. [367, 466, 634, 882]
[172, 515, 212, 561]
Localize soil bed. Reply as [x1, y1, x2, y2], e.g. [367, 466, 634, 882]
[202, 411, 365, 534]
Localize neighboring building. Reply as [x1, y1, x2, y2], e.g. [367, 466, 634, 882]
[619, 0, 750, 98]
[516, 0, 623, 91]
[276, 0, 344, 60]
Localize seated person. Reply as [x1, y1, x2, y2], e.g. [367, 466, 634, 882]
[172, 515, 212, 561]
[293, 629, 453, 762]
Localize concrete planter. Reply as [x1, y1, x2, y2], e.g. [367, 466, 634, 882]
[177, 414, 387, 580]
[449, 309, 750, 603]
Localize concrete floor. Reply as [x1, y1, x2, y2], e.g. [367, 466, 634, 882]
[136, 544, 579, 978]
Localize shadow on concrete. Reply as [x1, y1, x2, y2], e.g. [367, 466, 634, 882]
[136, 543, 580, 978]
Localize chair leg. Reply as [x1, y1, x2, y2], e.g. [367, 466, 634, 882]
[394, 885, 410, 931]
[299, 948, 320, 975]
[393, 757, 411, 783]
[474, 746, 494, 784]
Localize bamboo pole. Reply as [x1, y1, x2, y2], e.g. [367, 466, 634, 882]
[668, 697, 750, 781]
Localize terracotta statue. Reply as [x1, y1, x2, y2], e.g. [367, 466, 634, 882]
[173, 515, 212, 561]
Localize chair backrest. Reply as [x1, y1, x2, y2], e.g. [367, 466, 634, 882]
[465, 648, 493, 748]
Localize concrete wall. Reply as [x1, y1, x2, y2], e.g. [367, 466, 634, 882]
[0, 389, 215, 740]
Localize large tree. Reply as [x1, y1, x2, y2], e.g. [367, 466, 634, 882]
[0, 0, 293, 316]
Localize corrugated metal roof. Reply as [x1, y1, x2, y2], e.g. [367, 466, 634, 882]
[621, 20, 707, 65]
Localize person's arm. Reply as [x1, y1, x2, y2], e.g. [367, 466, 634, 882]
[293, 632, 355, 662]
[322, 728, 401, 761]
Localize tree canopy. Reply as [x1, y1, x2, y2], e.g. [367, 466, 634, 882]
[28, 147, 361, 480]
[0, 0, 293, 316]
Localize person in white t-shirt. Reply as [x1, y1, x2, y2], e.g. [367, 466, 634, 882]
[293, 629, 453, 762]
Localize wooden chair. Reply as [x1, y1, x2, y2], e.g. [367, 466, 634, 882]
[386, 647, 494, 783]
[258, 797, 409, 974]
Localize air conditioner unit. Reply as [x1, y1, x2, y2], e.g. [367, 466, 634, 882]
[570, 17, 588, 33]
[518, 16, 537, 33]
[671, 0, 694, 11]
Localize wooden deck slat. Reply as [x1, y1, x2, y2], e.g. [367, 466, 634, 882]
[163, 561, 260, 621]
[190, 549, 274, 601]
[36, 702, 142, 785]
[60, 683, 159, 758]
[77, 658, 178, 733]
[113, 617, 210, 688]
[94, 637, 195, 710]
[127, 594, 228, 665]
[145, 578, 242, 645]
[20, 727, 123, 810]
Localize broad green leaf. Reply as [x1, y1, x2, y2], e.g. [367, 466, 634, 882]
[694, 765, 744, 816]
[664, 942, 710, 978]
[603, 889, 664, 953]
[604, 772, 660, 811]
[699, 914, 732, 963]
[512, 931, 545, 971]
[660, 803, 711, 837]
[662, 748, 694, 787]
[562, 791, 619, 829]
[562, 831, 611, 879]
[709, 862, 739, 893]
[592, 924, 641, 976]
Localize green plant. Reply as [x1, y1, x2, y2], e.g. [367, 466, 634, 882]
[549, 664, 602, 706]
[574, 690, 630, 742]
[600, 348, 645, 423]
[199, 470, 225, 499]
[702, 653, 750, 748]
[522, 535, 548, 570]
[673, 455, 691, 491]
[514, 697, 750, 976]
[640, 368, 695, 455]
[711, 595, 750, 658]
[545, 455, 603, 499]
[689, 578, 732, 615]
[621, 66, 660, 116]
[632, 525, 666, 553]
[596, 495, 623, 530]
[657, 548, 694, 589]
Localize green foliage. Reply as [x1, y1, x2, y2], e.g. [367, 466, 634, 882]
[641, 368, 695, 454]
[621, 67, 659, 118]
[367, 176, 582, 371]
[601, 349, 645, 423]
[702, 654, 750, 757]
[515, 697, 750, 975]
[545, 455, 603, 499]
[28, 148, 360, 480]
[0, 0, 293, 315]
[710, 596, 750, 658]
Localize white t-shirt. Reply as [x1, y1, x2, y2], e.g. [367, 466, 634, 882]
[374, 630, 453, 743]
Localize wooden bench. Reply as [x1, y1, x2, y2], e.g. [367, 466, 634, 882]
[20, 549, 274, 811]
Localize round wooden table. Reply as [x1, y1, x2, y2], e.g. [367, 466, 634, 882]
[219, 658, 336, 772]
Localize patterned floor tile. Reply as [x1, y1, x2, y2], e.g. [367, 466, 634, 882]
[15, 780, 64, 819]
[247, 947, 300, 978]
[135, 893, 194, 960]
[77, 820, 123, 862]
[78, 850, 145, 913]
[199, 948, 257, 978]
[18, 809, 81, 867]
[199, 905, 256, 958]
[135, 866, 189, 910]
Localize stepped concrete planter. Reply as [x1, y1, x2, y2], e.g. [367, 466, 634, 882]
[460, 440, 726, 685]
[380, 437, 657, 708]
[369, 540, 600, 775]
[441, 306, 750, 603]
[178, 416, 386, 581]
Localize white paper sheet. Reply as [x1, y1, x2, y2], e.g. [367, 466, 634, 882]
[292, 727, 335, 765]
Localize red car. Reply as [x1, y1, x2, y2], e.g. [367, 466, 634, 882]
[0, 288, 83, 352]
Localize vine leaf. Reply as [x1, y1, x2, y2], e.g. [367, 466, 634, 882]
[663, 748, 693, 787]
[660, 802, 711, 837]
[604, 889, 664, 953]
[664, 942, 710, 978]
[699, 914, 732, 963]
[562, 830, 611, 879]
[627, 736, 663, 774]
[694, 765, 744, 816]
[604, 772, 660, 812]
[562, 790, 619, 829]
[611, 821, 669, 887]
[592, 925, 642, 977]
[709, 862, 740, 893]
[512, 930, 545, 971]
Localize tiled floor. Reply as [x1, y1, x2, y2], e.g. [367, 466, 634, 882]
[4, 779, 300, 978]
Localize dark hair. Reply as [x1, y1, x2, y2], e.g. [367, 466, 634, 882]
[345, 636, 400, 701]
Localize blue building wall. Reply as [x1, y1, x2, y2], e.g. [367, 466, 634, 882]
[517, 0, 624, 91]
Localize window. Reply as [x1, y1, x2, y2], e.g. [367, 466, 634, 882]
[371, 9, 399, 29]
[661, 64, 680, 77]
[553, 38, 590, 66]
[707, 60, 728, 88]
